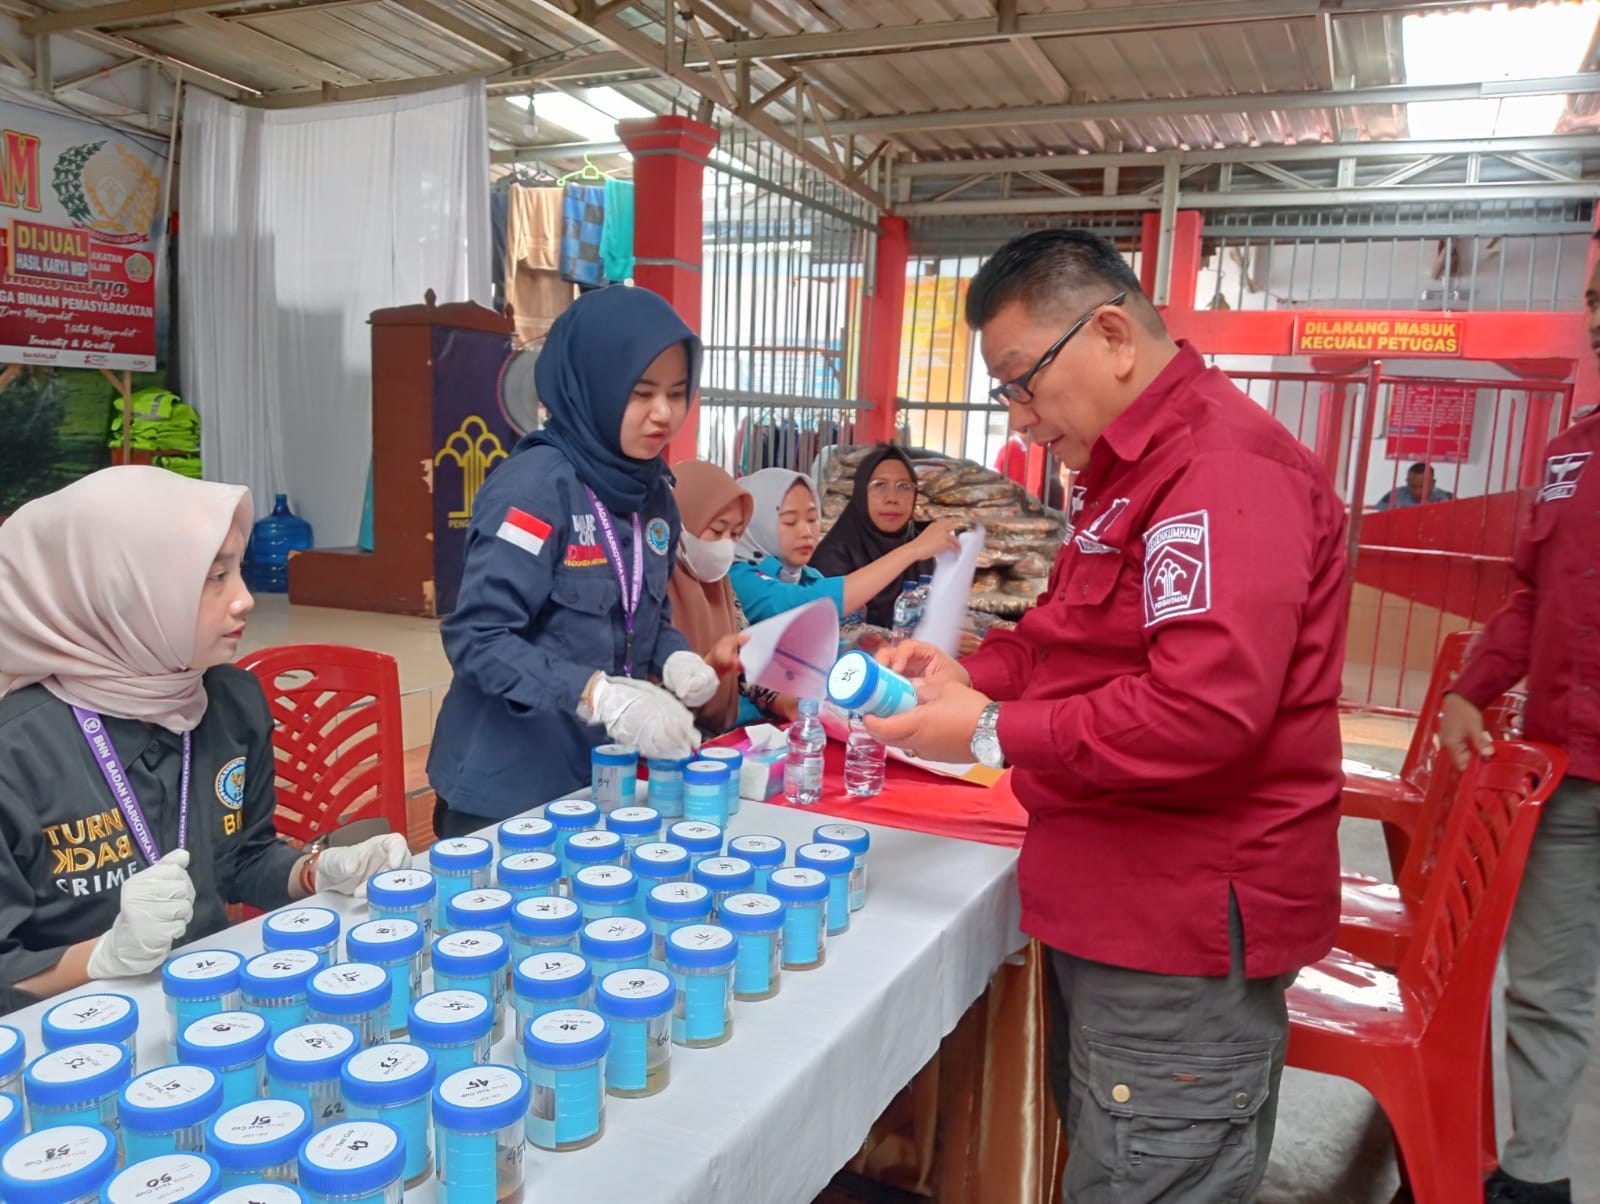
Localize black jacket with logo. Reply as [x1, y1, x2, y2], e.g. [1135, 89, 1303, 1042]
[0, 665, 301, 989]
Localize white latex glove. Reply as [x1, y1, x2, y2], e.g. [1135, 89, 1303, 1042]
[86, 850, 196, 979]
[579, 674, 699, 760]
[315, 833, 412, 899]
[662, 650, 720, 707]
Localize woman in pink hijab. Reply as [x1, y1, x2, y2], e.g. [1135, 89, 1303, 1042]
[0, 466, 408, 1004]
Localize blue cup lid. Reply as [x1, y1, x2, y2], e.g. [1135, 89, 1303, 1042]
[340, 1043, 435, 1108]
[692, 857, 754, 891]
[296, 1121, 404, 1199]
[205, 1098, 311, 1171]
[796, 842, 855, 876]
[178, 1011, 269, 1068]
[0, 1124, 118, 1204]
[572, 865, 637, 903]
[0, 1024, 22, 1079]
[0, 1092, 20, 1149]
[366, 868, 436, 909]
[306, 963, 392, 1017]
[117, 1065, 223, 1133]
[497, 816, 556, 852]
[605, 807, 661, 836]
[429, 836, 493, 871]
[666, 821, 723, 853]
[564, 831, 624, 863]
[546, 799, 599, 830]
[209, 1183, 310, 1204]
[346, 918, 424, 962]
[643, 754, 689, 772]
[728, 835, 786, 867]
[24, 1041, 131, 1108]
[768, 866, 829, 903]
[445, 887, 515, 930]
[511, 895, 581, 939]
[161, 949, 244, 998]
[630, 842, 690, 876]
[665, 923, 738, 969]
[595, 969, 674, 1020]
[433, 1065, 530, 1134]
[101, 1152, 220, 1204]
[578, 916, 651, 961]
[432, 930, 510, 978]
[700, 747, 743, 768]
[718, 892, 785, 933]
[407, 991, 493, 1046]
[513, 952, 592, 1001]
[591, 743, 639, 767]
[41, 992, 137, 1049]
[497, 852, 560, 890]
[241, 948, 322, 997]
[522, 1009, 609, 1068]
[683, 760, 730, 787]
[645, 881, 711, 922]
[265, 1024, 357, 1083]
[814, 823, 871, 855]
[261, 908, 340, 951]
[826, 650, 879, 711]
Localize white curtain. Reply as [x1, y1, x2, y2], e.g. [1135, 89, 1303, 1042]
[181, 83, 490, 545]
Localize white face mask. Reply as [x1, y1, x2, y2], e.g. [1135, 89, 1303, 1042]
[679, 531, 737, 583]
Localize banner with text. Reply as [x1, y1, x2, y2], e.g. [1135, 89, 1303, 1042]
[0, 103, 165, 371]
[1294, 315, 1465, 358]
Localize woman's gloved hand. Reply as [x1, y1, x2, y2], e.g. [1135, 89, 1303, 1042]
[315, 833, 412, 899]
[579, 674, 699, 760]
[662, 649, 721, 706]
[86, 849, 196, 979]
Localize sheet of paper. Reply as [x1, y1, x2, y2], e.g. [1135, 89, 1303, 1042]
[738, 597, 840, 701]
[913, 524, 986, 656]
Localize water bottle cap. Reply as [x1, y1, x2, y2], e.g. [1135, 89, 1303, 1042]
[429, 836, 493, 871]
[605, 807, 661, 836]
[497, 817, 556, 851]
[578, 917, 651, 961]
[630, 842, 690, 876]
[902, 581, 916, 592]
[919, 573, 932, 584]
[683, 760, 731, 787]
[306, 963, 392, 1016]
[23, 1042, 131, 1108]
[666, 821, 722, 853]
[692, 857, 754, 891]
[645, 881, 712, 921]
[407, 991, 493, 1045]
[522, 1010, 609, 1067]
[241, 949, 322, 997]
[796, 842, 855, 876]
[511, 895, 582, 938]
[341, 1043, 436, 1108]
[514, 952, 593, 1000]
[497, 852, 561, 890]
[444, 887, 515, 930]
[346, 918, 425, 962]
[431, 930, 510, 977]
[718, 893, 785, 932]
[595, 969, 674, 1020]
[366, 868, 436, 909]
[665, 923, 738, 970]
[572, 865, 637, 903]
[546, 799, 600, 829]
[727, 835, 786, 867]
[815, 823, 871, 855]
[799, 697, 820, 716]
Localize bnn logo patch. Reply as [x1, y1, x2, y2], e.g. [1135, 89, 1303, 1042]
[1143, 510, 1211, 628]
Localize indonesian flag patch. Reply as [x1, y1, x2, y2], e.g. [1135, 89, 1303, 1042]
[496, 507, 552, 556]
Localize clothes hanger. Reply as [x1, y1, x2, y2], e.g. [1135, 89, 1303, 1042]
[556, 152, 615, 185]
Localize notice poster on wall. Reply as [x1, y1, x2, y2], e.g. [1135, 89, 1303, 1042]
[0, 106, 165, 371]
[1385, 381, 1476, 464]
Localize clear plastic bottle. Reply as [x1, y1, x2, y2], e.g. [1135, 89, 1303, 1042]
[915, 572, 933, 616]
[844, 716, 886, 797]
[783, 699, 826, 806]
[891, 581, 919, 639]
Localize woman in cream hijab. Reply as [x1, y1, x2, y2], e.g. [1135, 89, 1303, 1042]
[0, 466, 407, 1003]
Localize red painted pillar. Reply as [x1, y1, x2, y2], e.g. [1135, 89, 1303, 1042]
[1575, 213, 1600, 430]
[617, 115, 720, 465]
[1520, 391, 1557, 488]
[859, 215, 909, 445]
[1139, 210, 1201, 310]
[1316, 381, 1349, 484]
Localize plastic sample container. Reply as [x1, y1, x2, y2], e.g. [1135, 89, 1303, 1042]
[262, 909, 341, 967]
[0, 1091, 20, 1150]
[430, 931, 510, 1043]
[162, 950, 244, 1057]
[629, 842, 691, 892]
[665, 924, 737, 1048]
[769, 867, 830, 970]
[495, 852, 561, 906]
[692, 856, 755, 921]
[23, 1041, 131, 1133]
[41, 994, 138, 1074]
[406, 992, 493, 1081]
[117, 1063, 223, 1163]
[571, 865, 639, 925]
[495, 816, 556, 855]
[443, 888, 515, 946]
[296, 1119, 405, 1204]
[590, 745, 639, 814]
[100, 1153, 220, 1204]
[240, 949, 323, 1039]
[545, 800, 600, 884]
[340, 1043, 436, 1190]
[563, 831, 626, 880]
[698, 747, 745, 818]
[645, 882, 713, 970]
[178, 1011, 270, 1111]
[510, 895, 582, 964]
[604, 806, 662, 855]
[0, 1124, 118, 1204]
[796, 842, 855, 936]
[521, 1010, 608, 1152]
[727, 835, 786, 894]
[594, 969, 673, 1098]
[344, 921, 424, 1038]
[210, 1179, 311, 1204]
[266, 1023, 358, 1131]
[432, 1065, 530, 1204]
[0, 1023, 23, 1100]
[641, 755, 686, 819]
[428, 839, 493, 933]
[826, 650, 918, 717]
[205, 1098, 311, 1190]
[665, 821, 723, 873]
[814, 823, 871, 912]
[366, 870, 438, 967]
[511, 953, 594, 1070]
[719, 892, 785, 1002]
[682, 761, 731, 828]
[306, 964, 393, 1052]
[577, 916, 651, 983]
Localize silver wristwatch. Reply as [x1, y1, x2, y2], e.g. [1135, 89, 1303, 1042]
[971, 702, 1006, 769]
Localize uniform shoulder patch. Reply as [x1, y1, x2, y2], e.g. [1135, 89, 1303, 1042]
[496, 506, 552, 556]
[215, 757, 245, 809]
[1538, 451, 1590, 503]
[646, 517, 671, 556]
[1143, 510, 1211, 627]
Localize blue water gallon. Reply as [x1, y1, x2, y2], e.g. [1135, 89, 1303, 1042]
[248, 494, 313, 593]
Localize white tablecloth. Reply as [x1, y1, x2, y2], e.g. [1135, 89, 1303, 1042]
[5, 798, 1022, 1204]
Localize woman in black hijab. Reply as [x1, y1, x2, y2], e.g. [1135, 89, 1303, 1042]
[812, 444, 933, 629]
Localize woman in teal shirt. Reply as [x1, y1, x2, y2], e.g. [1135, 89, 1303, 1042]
[729, 467, 958, 625]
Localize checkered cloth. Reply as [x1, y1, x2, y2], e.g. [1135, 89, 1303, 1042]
[560, 182, 606, 287]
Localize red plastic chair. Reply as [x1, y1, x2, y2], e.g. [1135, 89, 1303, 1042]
[1288, 739, 1567, 1204]
[237, 644, 408, 846]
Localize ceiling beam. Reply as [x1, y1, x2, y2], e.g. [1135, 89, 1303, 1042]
[248, 67, 486, 106]
[385, 0, 519, 64]
[801, 74, 1600, 138]
[24, 0, 265, 35]
[177, 11, 367, 85]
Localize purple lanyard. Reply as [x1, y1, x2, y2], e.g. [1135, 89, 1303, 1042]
[72, 706, 190, 865]
[582, 486, 644, 676]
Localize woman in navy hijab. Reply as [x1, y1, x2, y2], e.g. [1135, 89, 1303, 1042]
[428, 287, 725, 837]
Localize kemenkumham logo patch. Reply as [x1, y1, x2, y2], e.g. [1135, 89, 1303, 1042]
[1143, 510, 1211, 627]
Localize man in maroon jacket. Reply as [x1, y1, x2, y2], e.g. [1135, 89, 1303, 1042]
[869, 229, 1348, 1202]
[1440, 250, 1600, 1204]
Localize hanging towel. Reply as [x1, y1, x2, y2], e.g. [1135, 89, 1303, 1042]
[560, 182, 606, 287]
[506, 184, 574, 346]
[490, 189, 510, 310]
[600, 177, 635, 283]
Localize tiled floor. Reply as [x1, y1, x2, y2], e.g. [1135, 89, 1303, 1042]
[250, 596, 1600, 1203]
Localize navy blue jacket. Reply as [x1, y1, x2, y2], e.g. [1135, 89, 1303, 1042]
[427, 444, 691, 820]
